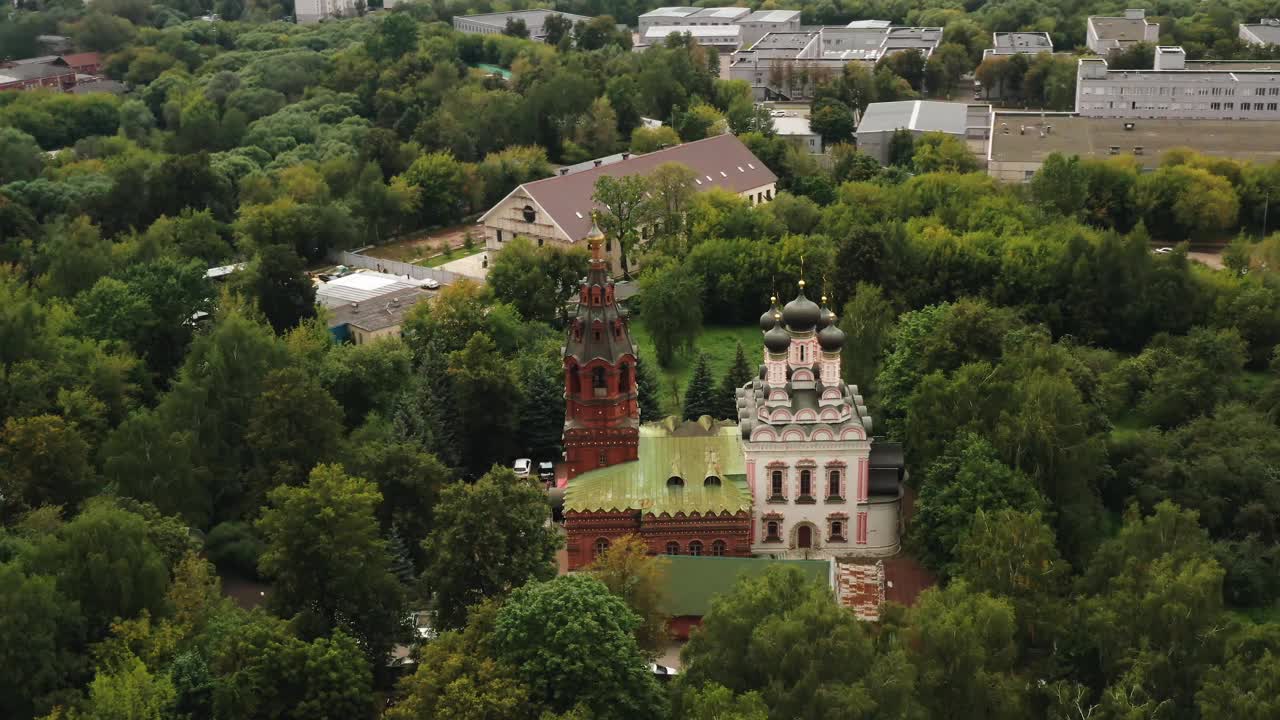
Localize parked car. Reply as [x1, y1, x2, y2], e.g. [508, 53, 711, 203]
[1154, 247, 1174, 254]
[650, 663, 679, 681]
[538, 461, 555, 482]
[421, 278, 440, 290]
[513, 458, 532, 477]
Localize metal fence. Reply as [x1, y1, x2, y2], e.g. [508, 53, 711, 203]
[329, 250, 464, 286]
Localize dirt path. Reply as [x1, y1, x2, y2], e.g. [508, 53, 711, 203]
[362, 223, 479, 264]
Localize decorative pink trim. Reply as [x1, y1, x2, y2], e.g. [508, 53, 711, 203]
[840, 426, 866, 440]
[746, 459, 756, 497]
[856, 512, 868, 544]
[762, 511, 784, 521]
[827, 511, 849, 519]
[857, 458, 868, 503]
[766, 460, 789, 469]
[795, 458, 817, 468]
[811, 429, 834, 441]
[782, 430, 805, 441]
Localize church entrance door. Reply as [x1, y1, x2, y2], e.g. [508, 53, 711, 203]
[797, 525, 812, 548]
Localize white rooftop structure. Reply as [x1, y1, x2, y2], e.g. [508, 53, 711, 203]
[317, 271, 420, 308]
[1240, 18, 1280, 47]
[988, 31, 1054, 56]
[642, 24, 741, 44]
[692, 6, 749, 20]
[846, 19, 892, 29]
[1086, 9, 1160, 54]
[639, 6, 700, 19]
[747, 9, 801, 23]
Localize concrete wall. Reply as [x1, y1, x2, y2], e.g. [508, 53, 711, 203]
[1075, 62, 1280, 119]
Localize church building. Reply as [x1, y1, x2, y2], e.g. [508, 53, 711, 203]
[560, 222, 905, 616]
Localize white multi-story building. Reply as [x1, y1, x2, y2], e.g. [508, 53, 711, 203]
[984, 31, 1053, 57]
[1086, 9, 1160, 54]
[737, 286, 902, 559]
[634, 7, 800, 51]
[295, 0, 357, 24]
[728, 22, 943, 100]
[1240, 18, 1280, 47]
[1076, 46, 1280, 119]
[451, 10, 594, 41]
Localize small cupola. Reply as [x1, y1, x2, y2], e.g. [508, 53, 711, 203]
[759, 295, 780, 331]
[818, 313, 846, 351]
[764, 313, 791, 353]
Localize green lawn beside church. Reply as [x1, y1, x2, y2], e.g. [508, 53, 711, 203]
[629, 321, 762, 418]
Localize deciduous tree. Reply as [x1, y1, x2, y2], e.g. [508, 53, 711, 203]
[493, 575, 666, 720]
[421, 467, 560, 630]
[256, 464, 408, 665]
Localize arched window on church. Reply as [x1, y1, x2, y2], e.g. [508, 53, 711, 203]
[765, 521, 781, 542]
[711, 539, 726, 556]
[770, 470, 784, 498]
[688, 540, 703, 557]
[665, 541, 680, 555]
[570, 368, 581, 395]
[829, 469, 842, 499]
[799, 344, 806, 362]
[593, 538, 610, 559]
[593, 367, 607, 390]
[799, 470, 812, 499]
[618, 364, 630, 392]
[667, 476, 684, 489]
[704, 476, 721, 487]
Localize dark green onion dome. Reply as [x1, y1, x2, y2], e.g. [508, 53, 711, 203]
[764, 314, 791, 353]
[782, 280, 820, 331]
[818, 295, 833, 329]
[818, 313, 846, 351]
[759, 295, 780, 331]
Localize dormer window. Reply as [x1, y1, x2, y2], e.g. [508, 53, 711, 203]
[704, 476, 721, 487]
[522, 205, 536, 222]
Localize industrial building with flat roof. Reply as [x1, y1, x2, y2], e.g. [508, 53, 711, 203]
[634, 6, 800, 50]
[986, 113, 1280, 182]
[985, 31, 1053, 57]
[1240, 19, 1280, 46]
[451, 10, 594, 42]
[728, 22, 943, 100]
[855, 100, 992, 164]
[1075, 46, 1280, 120]
[1086, 9, 1160, 54]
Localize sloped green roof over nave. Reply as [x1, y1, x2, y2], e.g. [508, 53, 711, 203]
[563, 417, 750, 517]
[660, 556, 833, 617]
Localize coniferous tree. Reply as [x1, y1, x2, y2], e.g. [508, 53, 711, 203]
[386, 525, 417, 587]
[713, 342, 755, 420]
[393, 339, 459, 468]
[516, 356, 565, 462]
[636, 358, 664, 422]
[683, 353, 717, 421]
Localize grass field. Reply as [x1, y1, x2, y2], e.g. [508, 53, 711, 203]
[630, 321, 761, 417]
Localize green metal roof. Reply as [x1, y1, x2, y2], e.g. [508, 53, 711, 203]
[563, 419, 750, 517]
[660, 556, 832, 617]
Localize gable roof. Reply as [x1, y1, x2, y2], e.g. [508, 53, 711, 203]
[564, 418, 750, 517]
[59, 52, 101, 67]
[660, 556, 832, 617]
[482, 134, 777, 242]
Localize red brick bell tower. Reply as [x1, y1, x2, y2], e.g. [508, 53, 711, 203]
[562, 219, 639, 480]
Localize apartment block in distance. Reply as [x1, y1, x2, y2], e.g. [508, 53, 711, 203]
[729, 21, 942, 100]
[1076, 46, 1280, 120]
[1086, 8, 1160, 54]
[983, 31, 1053, 58]
[634, 7, 800, 51]
[452, 10, 594, 41]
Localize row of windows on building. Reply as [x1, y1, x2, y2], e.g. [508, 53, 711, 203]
[1081, 101, 1280, 111]
[762, 514, 867, 546]
[1084, 85, 1280, 97]
[768, 467, 850, 502]
[592, 537, 730, 559]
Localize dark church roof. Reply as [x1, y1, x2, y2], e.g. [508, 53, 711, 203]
[563, 223, 636, 365]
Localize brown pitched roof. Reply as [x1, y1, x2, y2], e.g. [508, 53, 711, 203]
[482, 134, 778, 242]
[59, 53, 101, 68]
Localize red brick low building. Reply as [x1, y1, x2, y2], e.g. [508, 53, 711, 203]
[562, 417, 755, 570]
